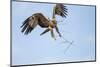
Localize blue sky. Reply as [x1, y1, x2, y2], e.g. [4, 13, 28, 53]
[12, 1, 96, 65]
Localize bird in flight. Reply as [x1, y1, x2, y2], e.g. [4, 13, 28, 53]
[21, 4, 68, 40]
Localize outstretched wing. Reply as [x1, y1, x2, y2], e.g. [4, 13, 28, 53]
[53, 4, 68, 18]
[21, 13, 49, 35]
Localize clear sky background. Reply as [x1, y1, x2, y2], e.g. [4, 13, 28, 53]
[12, 1, 96, 65]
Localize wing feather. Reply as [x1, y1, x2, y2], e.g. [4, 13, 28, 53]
[53, 4, 68, 18]
[36, 13, 49, 27]
[21, 13, 49, 35]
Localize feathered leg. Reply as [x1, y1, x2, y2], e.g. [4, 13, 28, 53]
[51, 29, 56, 40]
[40, 26, 56, 40]
[55, 25, 62, 37]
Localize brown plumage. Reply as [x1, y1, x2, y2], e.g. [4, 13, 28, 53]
[53, 4, 68, 18]
[21, 13, 49, 35]
[21, 4, 68, 39]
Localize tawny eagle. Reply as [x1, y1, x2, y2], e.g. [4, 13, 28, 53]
[21, 4, 68, 39]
